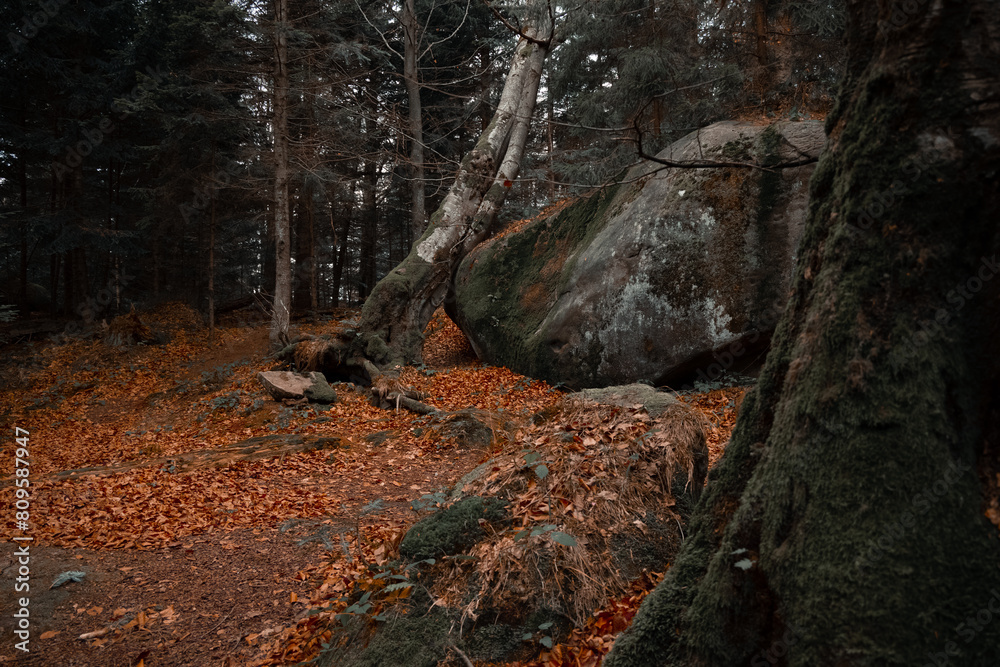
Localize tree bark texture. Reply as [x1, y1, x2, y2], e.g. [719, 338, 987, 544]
[269, 0, 291, 349]
[605, 1, 1000, 665]
[403, 0, 427, 244]
[355, 6, 554, 366]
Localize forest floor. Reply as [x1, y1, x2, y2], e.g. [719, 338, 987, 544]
[0, 304, 744, 667]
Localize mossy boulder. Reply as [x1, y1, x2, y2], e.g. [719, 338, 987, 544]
[400, 496, 509, 562]
[568, 383, 679, 417]
[450, 120, 824, 389]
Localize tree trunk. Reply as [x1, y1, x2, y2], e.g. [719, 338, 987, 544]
[751, 0, 770, 97]
[18, 139, 28, 308]
[208, 171, 216, 340]
[605, 1, 1000, 665]
[332, 198, 350, 308]
[403, 0, 426, 244]
[269, 0, 291, 349]
[358, 160, 378, 301]
[292, 192, 314, 314]
[308, 192, 318, 320]
[354, 8, 554, 366]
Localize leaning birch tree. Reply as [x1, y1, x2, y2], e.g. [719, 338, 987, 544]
[350, 1, 555, 367]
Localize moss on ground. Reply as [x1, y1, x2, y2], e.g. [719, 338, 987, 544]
[400, 496, 510, 562]
[321, 604, 452, 667]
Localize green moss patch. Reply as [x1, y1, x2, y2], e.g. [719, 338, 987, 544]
[400, 496, 510, 562]
[453, 182, 625, 383]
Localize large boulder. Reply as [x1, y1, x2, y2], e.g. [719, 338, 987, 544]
[450, 120, 824, 388]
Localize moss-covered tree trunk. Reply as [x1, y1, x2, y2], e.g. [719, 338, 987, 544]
[605, 1, 1000, 665]
[352, 4, 553, 367]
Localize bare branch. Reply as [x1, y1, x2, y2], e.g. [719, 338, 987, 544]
[481, 0, 552, 47]
[419, 0, 472, 61]
[633, 119, 817, 172]
[354, 0, 402, 59]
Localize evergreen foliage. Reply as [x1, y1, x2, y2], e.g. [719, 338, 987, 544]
[0, 0, 844, 322]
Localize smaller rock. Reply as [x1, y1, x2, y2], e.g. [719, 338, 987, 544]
[304, 375, 337, 404]
[569, 383, 678, 417]
[258, 371, 337, 404]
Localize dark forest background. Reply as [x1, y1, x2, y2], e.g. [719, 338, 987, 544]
[0, 0, 844, 325]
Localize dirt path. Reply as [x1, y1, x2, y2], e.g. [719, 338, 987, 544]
[1, 310, 551, 665]
[0, 433, 489, 666]
[1, 528, 327, 666]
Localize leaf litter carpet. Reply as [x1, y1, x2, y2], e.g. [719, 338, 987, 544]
[0, 305, 744, 666]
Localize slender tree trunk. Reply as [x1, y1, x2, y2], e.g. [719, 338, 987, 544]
[751, 0, 770, 97]
[332, 199, 351, 308]
[403, 0, 426, 243]
[62, 250, 74, 317]
[546, 89, 555, 201]
[18, 162, 28, 309]
[262, 208, 276, 296]
[605, 1, 1000, 665]
[49, 254, 60, 317]
[358, 160, 378, 300]
[308, 192, 318, 321]
[269, 0, 291, 349]
[17, 102, 28, 308]
[152, 231, 160, 298]
[355, 8, 554, 366]
[208, 170, 216, 340]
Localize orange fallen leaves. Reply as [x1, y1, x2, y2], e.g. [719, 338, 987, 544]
[0, 304, 753, 667]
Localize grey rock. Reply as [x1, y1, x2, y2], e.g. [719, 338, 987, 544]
[568, 383, 679, 418]
[451, 120, 824, 388]
[258, 370, 337, 403]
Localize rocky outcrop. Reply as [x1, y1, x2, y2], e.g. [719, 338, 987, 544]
[450, 120, 824, 388]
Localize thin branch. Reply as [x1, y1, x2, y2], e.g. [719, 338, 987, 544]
[448, 644, 475, 667]
[633, 119, 817, 172]
[481, 0, 552, 47]
[419, 0, 472, 61]
[354, 0, 402, 59]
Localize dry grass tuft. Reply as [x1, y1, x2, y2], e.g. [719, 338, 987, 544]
[431, 396, 708, 626]
[105, 307, 154, 347]
[293, 338, 337, 372]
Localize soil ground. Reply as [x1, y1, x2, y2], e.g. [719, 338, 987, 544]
[0, 305, 743, 666]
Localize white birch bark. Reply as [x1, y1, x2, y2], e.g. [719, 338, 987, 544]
[355, 3, 555, 365]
